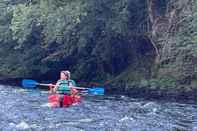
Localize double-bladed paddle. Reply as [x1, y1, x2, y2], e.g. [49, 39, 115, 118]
[22, 79, 105, 95]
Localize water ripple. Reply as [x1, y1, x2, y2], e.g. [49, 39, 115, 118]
[0, 85, 196, 131]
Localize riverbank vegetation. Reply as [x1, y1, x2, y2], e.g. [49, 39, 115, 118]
[0, 0, 196, 98]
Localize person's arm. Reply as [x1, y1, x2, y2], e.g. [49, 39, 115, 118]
[48, 84, 54, 94]
[70, 80, 78, 95]
[71, 88, 78, 96]
[53, 82, 60, 93]
[69, 80, 76, 87]
[49, 80, 60, 93]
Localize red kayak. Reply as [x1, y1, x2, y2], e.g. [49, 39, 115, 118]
[48, 94, 81, 107]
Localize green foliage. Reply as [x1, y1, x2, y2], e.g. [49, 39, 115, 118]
[157, 0, 197, 88]
[10, 4, 42, 48]
[0, 2, 12, 42]
[0, 0, 162, 85]
[0, 0, 195, 95]
[148, 77, 177, 90]
[42, 0, 85, 46]
[11, 4, 31, 42]
[176, 0, 197, 57]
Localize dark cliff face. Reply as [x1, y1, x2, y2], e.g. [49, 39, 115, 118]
[148, 0, 197, 88]
[0, 0, 196, 91]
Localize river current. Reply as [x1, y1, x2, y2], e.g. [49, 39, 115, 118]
[0, 85, 196, 131]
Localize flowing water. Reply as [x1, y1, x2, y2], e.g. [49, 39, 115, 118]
[0, 85, 196, 131]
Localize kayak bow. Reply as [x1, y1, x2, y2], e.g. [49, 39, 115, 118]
[48, 94, 81, 107]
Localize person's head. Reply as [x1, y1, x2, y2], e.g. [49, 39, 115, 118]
[66, 70, 71, 78]
[60, 70, 70, 80]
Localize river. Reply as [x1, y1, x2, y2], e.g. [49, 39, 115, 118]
[0, 85, 196, 131]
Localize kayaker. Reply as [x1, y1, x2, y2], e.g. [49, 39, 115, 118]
[49, 70, 79, 107]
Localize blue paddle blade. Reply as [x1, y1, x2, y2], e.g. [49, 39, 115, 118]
[88, 88, 105, 95]
[22, 79, 39, 88]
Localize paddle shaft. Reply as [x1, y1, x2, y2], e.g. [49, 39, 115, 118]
[38, 83, 51, 86]
[22, 79, 104, 94]
[38, 83, 89, 90]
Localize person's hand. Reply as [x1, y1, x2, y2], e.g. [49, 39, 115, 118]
[49, 83, 55, 94]
[71, 88, 78, 95]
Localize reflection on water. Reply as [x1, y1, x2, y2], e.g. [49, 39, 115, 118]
[0, 85, 196, 131]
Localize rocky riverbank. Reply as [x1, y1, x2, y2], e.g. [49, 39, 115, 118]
[106, 84, 197, 101]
